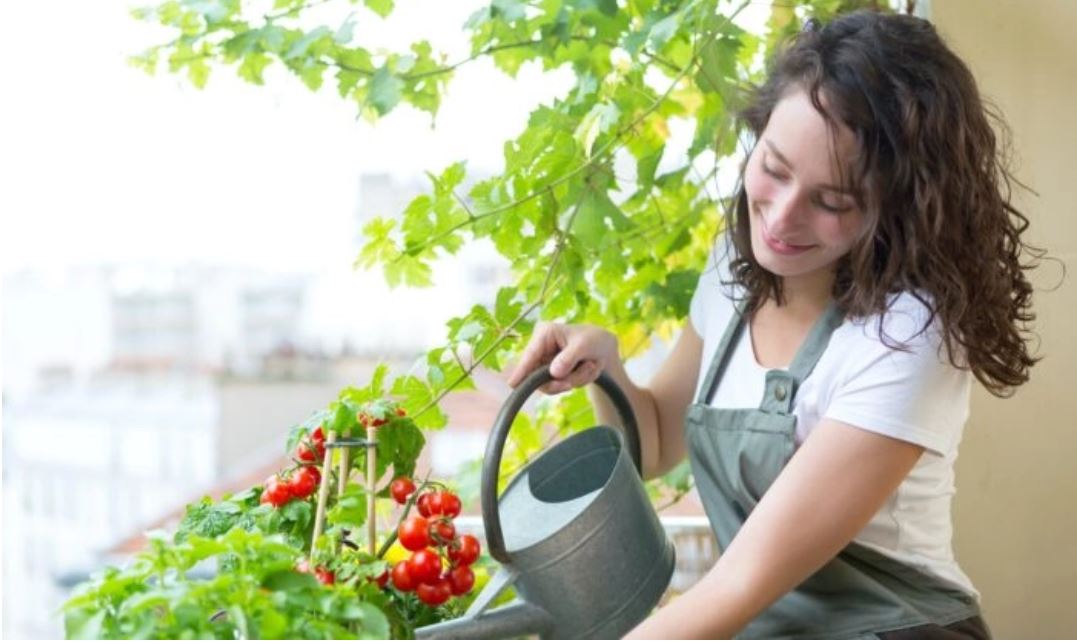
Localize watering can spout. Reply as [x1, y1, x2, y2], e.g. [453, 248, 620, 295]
[414, 600, 551, 640]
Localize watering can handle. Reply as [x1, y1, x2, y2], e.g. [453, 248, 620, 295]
[482, 365, 642, 565]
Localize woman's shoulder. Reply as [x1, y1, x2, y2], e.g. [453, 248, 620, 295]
[844, 290, 943, 349]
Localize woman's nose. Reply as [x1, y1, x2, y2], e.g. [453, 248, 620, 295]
[766, 188, 805, 233]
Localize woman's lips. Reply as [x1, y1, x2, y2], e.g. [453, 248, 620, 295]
[761, 221, 815, 256]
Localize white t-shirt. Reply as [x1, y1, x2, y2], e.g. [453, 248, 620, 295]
[688, 240, 979, 599]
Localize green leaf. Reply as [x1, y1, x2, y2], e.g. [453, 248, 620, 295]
[262, 569, 320, 591]
[187, 56, 210, 88]
[390, 376, 445, 429]
[238, 52, 271, 84]
[334, 16, 356, 44]
[296, 61, 325, 91]
[367, 65, 402, 116]
[494, 286, 523, 328]
[356, 217, 400, 270]
[384, 254, 432, 288]
[64, 609, 105, 640]
[368, 363, 389, 398]
[327, 483, 368, 527]
[328, 401, 358, 436]
[284, 26, 331, 60]
[281, 498, 313, 528]
[644, 268, 699, 318]
[353, 602, 390, 638]
[572, 188, 630, 246]
[648, 12, 681, 49]
[363, 0, 393, 18]
[257, 608, 289, 639]
[573, 102, 620, 159]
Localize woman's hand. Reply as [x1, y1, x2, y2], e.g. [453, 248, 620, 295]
[506, 322, 620, 394]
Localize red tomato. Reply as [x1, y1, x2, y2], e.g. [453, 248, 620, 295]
[407, 549, 442, 585]
[431, 519, 455, 543]
[261, 476, 292, 507]
[391, 561, 416, 592]
[398, 516, 430, 551]
[437, 491, 462, 518]
[416, 579, 452, 606]
[448, 565, 475, 595]
[314, 567, 335, 585]
[358, 412, 387, 428]
[390, 477, 416, 504]
[416, 492, 442, 518]
[299, 427, 327, 462]
[373, 570, 389, 588]
[448, 534, 481, 566]
[296, 442, 317, 463]
[289, 466, 320, 499]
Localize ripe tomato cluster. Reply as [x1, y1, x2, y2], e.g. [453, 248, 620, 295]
[387, 478, 480, 607]
[295, 426, 327, 463]
[260, 427, 326, 507]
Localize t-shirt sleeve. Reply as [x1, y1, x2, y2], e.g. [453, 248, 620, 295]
[823, 300, 971, 456]
[689, 269, 711, 336]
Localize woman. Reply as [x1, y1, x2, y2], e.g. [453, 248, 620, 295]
[506, 10, 1042, 639]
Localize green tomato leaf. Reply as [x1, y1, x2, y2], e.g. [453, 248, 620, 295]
[262, 569, 321, 591]
[64, 609, 106, 640]
[327, 483, 368, 527]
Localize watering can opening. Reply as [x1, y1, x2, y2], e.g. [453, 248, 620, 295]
[499, 427, 623, 554]
[526, 426, 620, 502]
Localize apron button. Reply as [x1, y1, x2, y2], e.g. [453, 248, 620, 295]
[774, 385, 787, 401]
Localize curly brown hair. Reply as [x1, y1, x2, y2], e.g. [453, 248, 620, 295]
[722, 9, 1046, 398]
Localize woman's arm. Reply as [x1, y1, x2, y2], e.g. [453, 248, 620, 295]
[588, 323, 704, 480]
[625, 418, 925, 639]
[506, 321, 704, 481]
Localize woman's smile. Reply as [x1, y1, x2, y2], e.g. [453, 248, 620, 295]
[759, 215, 817, 256]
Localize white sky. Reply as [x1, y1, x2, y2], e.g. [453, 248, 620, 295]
[0, 1, 581, 275]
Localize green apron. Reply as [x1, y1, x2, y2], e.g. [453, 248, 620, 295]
[684, 300, 982, 639]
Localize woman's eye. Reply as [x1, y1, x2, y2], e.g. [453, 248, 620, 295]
[816, 197, 852, 213]
[762, 163, 787, 180]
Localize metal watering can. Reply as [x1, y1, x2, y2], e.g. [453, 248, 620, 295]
[416, 365, 675, 639]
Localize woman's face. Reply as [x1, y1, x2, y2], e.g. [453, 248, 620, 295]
[743, 88, 866, 285]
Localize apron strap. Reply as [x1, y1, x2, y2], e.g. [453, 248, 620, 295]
[695, 298, 845, 412]
[760, 300, 845, 414]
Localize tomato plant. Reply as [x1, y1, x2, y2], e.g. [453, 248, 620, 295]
[63, 389, 489, 640]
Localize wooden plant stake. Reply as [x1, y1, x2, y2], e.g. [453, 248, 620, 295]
[336, 427, 352, 554]
[367, 422, 377, 555]
[311, 430, 337, 556]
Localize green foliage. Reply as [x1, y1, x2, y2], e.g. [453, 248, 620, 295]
[63, 529, 389, 639]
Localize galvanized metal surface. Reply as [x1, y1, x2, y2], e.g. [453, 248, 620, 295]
[416, 366, 676, 640]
